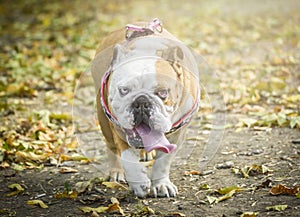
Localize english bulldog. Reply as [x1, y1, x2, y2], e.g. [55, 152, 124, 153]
[91, 18, 199, 198]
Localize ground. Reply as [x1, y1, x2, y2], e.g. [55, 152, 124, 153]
[0, 0, 300, 217]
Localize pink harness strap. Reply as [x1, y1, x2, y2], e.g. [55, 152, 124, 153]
[126, 18, 163, 39]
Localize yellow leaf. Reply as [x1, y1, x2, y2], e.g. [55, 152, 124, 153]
[80, 200, 125, 216]
[79, 206, 108, 213]
[206, 195, 217, 204]
[266, 204, 288, 211]
[107, 203, 125, 216]
[172, 212, 186, 217]
[270, 77, 286, 90]
[110, 197, 119, 204]
[50, 112, 72, 121]
[27, 200, 49, 209]
[59, 167, 79, 173]
[135, 206, 155, 215]
[6, 183, 24, 196]
[285, 94, 300, 103]
[75, 180, 93, 193]
[261, 165, 273, 174]
[240, 212, 259, 217]
[16, 151, 49, 162]
[102, 182, 128, 190]
[59, 154, 88, 162]
[217, 186, 242, 194]
[54, 190, 78, 199]
[239, 118, 257, 128]
[215, 190, 237, 203]
[199, 184, 210, 190]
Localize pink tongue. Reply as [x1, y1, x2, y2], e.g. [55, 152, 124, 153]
[136, 124, 177, 154]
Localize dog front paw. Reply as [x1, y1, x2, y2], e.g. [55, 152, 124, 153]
[108, 168, 126, 183]
[128, 180, 151, 198]
[151, 177, 178, 197]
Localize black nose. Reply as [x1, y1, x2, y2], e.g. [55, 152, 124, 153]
[132, 95, 152, 126]
[133, 95, 151, 110]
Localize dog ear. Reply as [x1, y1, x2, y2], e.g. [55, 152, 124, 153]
[172, 46, 184, 61]
[111, 44, 127, 66]
[158, 46, 184, 62]
[161, 46, 185, 79]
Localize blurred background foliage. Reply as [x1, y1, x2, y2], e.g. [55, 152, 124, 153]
[0, 0, 299, 169]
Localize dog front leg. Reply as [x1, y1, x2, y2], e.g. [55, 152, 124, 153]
[150, 151, 178, 197]
[121, 148, 151, 198]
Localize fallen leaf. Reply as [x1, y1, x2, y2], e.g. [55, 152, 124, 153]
[75, 180, 93, 194]
[266, 204, 288, 211]
[102, 182, 128, 190]
[171, 212, 186, 217]
[261, 165, 273, 174]
[215, 190, 237, 203]
[80, 206, 108, 214]
[27, 200, 49, 208]
[90, 211, 100, 217]
[110, 197, 119, 204]
[296, 191, 300, 199]
[240, 166, 250, 178]
[6, 183, 24, 197]
[269, 184, 299, 196]
[184, 170, 201, 175]
[290, 117, 300, 129]
[107, 202, 125, 215]
[199, 184, 210, 190]
[135, 206, 155, 216]
[217, 186, 242, 194]
[235, 164, 272, 178]
[239, 118, 257, 128]
[79, 197, 124, 216]
[59, 153, 89, 162]
[59, 167, 79, 173]
[232, 167, 240, 175]
[54, 190, 78, 199]
[240, 212, 259, 217]
[0, 161, 10, 168]
[15, 151, 49, 162]
[50, 112, 72, 121]
[206, 195, 217, 204]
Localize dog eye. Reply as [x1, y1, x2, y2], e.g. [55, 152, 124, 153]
[156, 89, 168, 100]
[118, 87, 130, 96]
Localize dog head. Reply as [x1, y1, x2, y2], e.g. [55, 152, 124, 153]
[106, 38, 199, 152]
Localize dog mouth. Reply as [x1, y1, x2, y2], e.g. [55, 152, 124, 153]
[125, 123, 176, 154]
[124, 95, 176, 154]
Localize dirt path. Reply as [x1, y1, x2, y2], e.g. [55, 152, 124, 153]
[1, 124, 299, 216]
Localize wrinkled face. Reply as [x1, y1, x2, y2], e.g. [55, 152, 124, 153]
[108, 58, 183, 147]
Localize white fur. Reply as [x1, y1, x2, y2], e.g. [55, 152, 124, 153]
[121, 148, 150, 197]
[108, 58, 172, 132]
[121, 148, 178, 198]
[150, 151, 178, 197]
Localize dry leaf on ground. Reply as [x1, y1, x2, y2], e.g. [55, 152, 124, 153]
[266, 204, 288, 211]
[6, 183, 24, 197]
[27, 200, 49, 209]
[269, 184, 299, 196]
